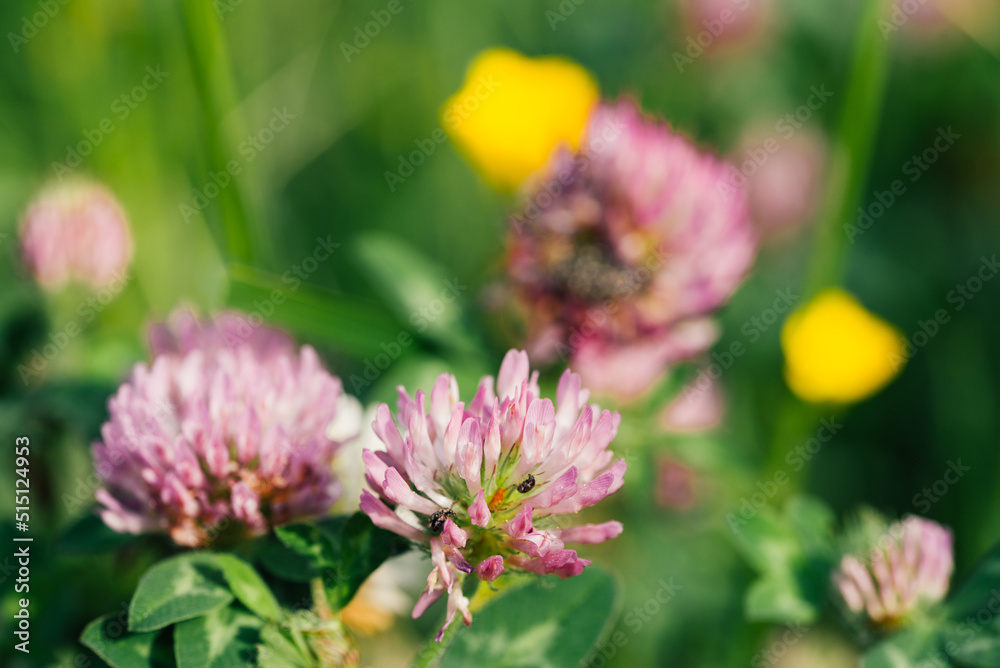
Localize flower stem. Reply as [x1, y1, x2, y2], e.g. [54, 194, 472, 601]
[311, 577, 334, 621]
[309, 578, 361, 667]
[764, 0, 893, 502]
[763, 398, 825, 504]
[179, 0, 256, 264]
[409, 619, 464, 668]
[805, 0, 892, 297]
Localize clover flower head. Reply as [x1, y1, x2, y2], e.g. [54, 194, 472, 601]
[834, 516, 953, 628]
[93, 310, 355, 547]
[19, 180, 132, 290]
[655, 459, 697, 511]
[360, 350, 626, 639]
[659, 374, 724, 433]
[740, 128, 826, 240]
[678, 0, 772, 51]
[507, 99, 757, 400]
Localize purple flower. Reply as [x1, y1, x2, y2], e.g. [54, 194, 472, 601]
[659, 373, 724, 433]
[677, 0, 773, 53]
[654, 459, 697, 511]
[360, 350, 626, 638]
[738, 128, 827, 241]
[93, 310, 355, 547]
[507, 100, 757, 400]
[19, 180, 132, 290]
[834, 516, 953, 628]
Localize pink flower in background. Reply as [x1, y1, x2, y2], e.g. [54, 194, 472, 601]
[833, 516, 953, 628]
[891, 0, 947, 32]
[677, 0, 772, 53]
[885, 0, 996, 49]
[655, 459, 697, 511]
[360, 350, 626, 639]
[93, 310, 356, 547]
[19, 180, 133, 290]
[739, 130, 827, 241]
[659, 375, 724, 433]
[508, 100, 757, 400]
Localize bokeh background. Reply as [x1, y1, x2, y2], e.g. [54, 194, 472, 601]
[1, 0, 1000, 666]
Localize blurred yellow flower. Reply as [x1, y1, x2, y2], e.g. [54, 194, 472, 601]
[441, 48, 599, 191]
[340, 587, 395, 636]
[340, 568, 409, 635]
[781, 288, 904, 403]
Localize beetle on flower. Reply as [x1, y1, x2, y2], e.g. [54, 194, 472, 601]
[360, 349, 626, 639]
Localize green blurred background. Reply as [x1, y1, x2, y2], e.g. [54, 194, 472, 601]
[1, 0, 1000, 665]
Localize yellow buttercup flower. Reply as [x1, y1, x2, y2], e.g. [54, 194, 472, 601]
[441, 48, 599, 191]
[781, 288, 905, 404]
[340, 583, 395, 635]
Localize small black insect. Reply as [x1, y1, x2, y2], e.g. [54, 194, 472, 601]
[428, 509, 456, 534]
[517, 474, 536, 494]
